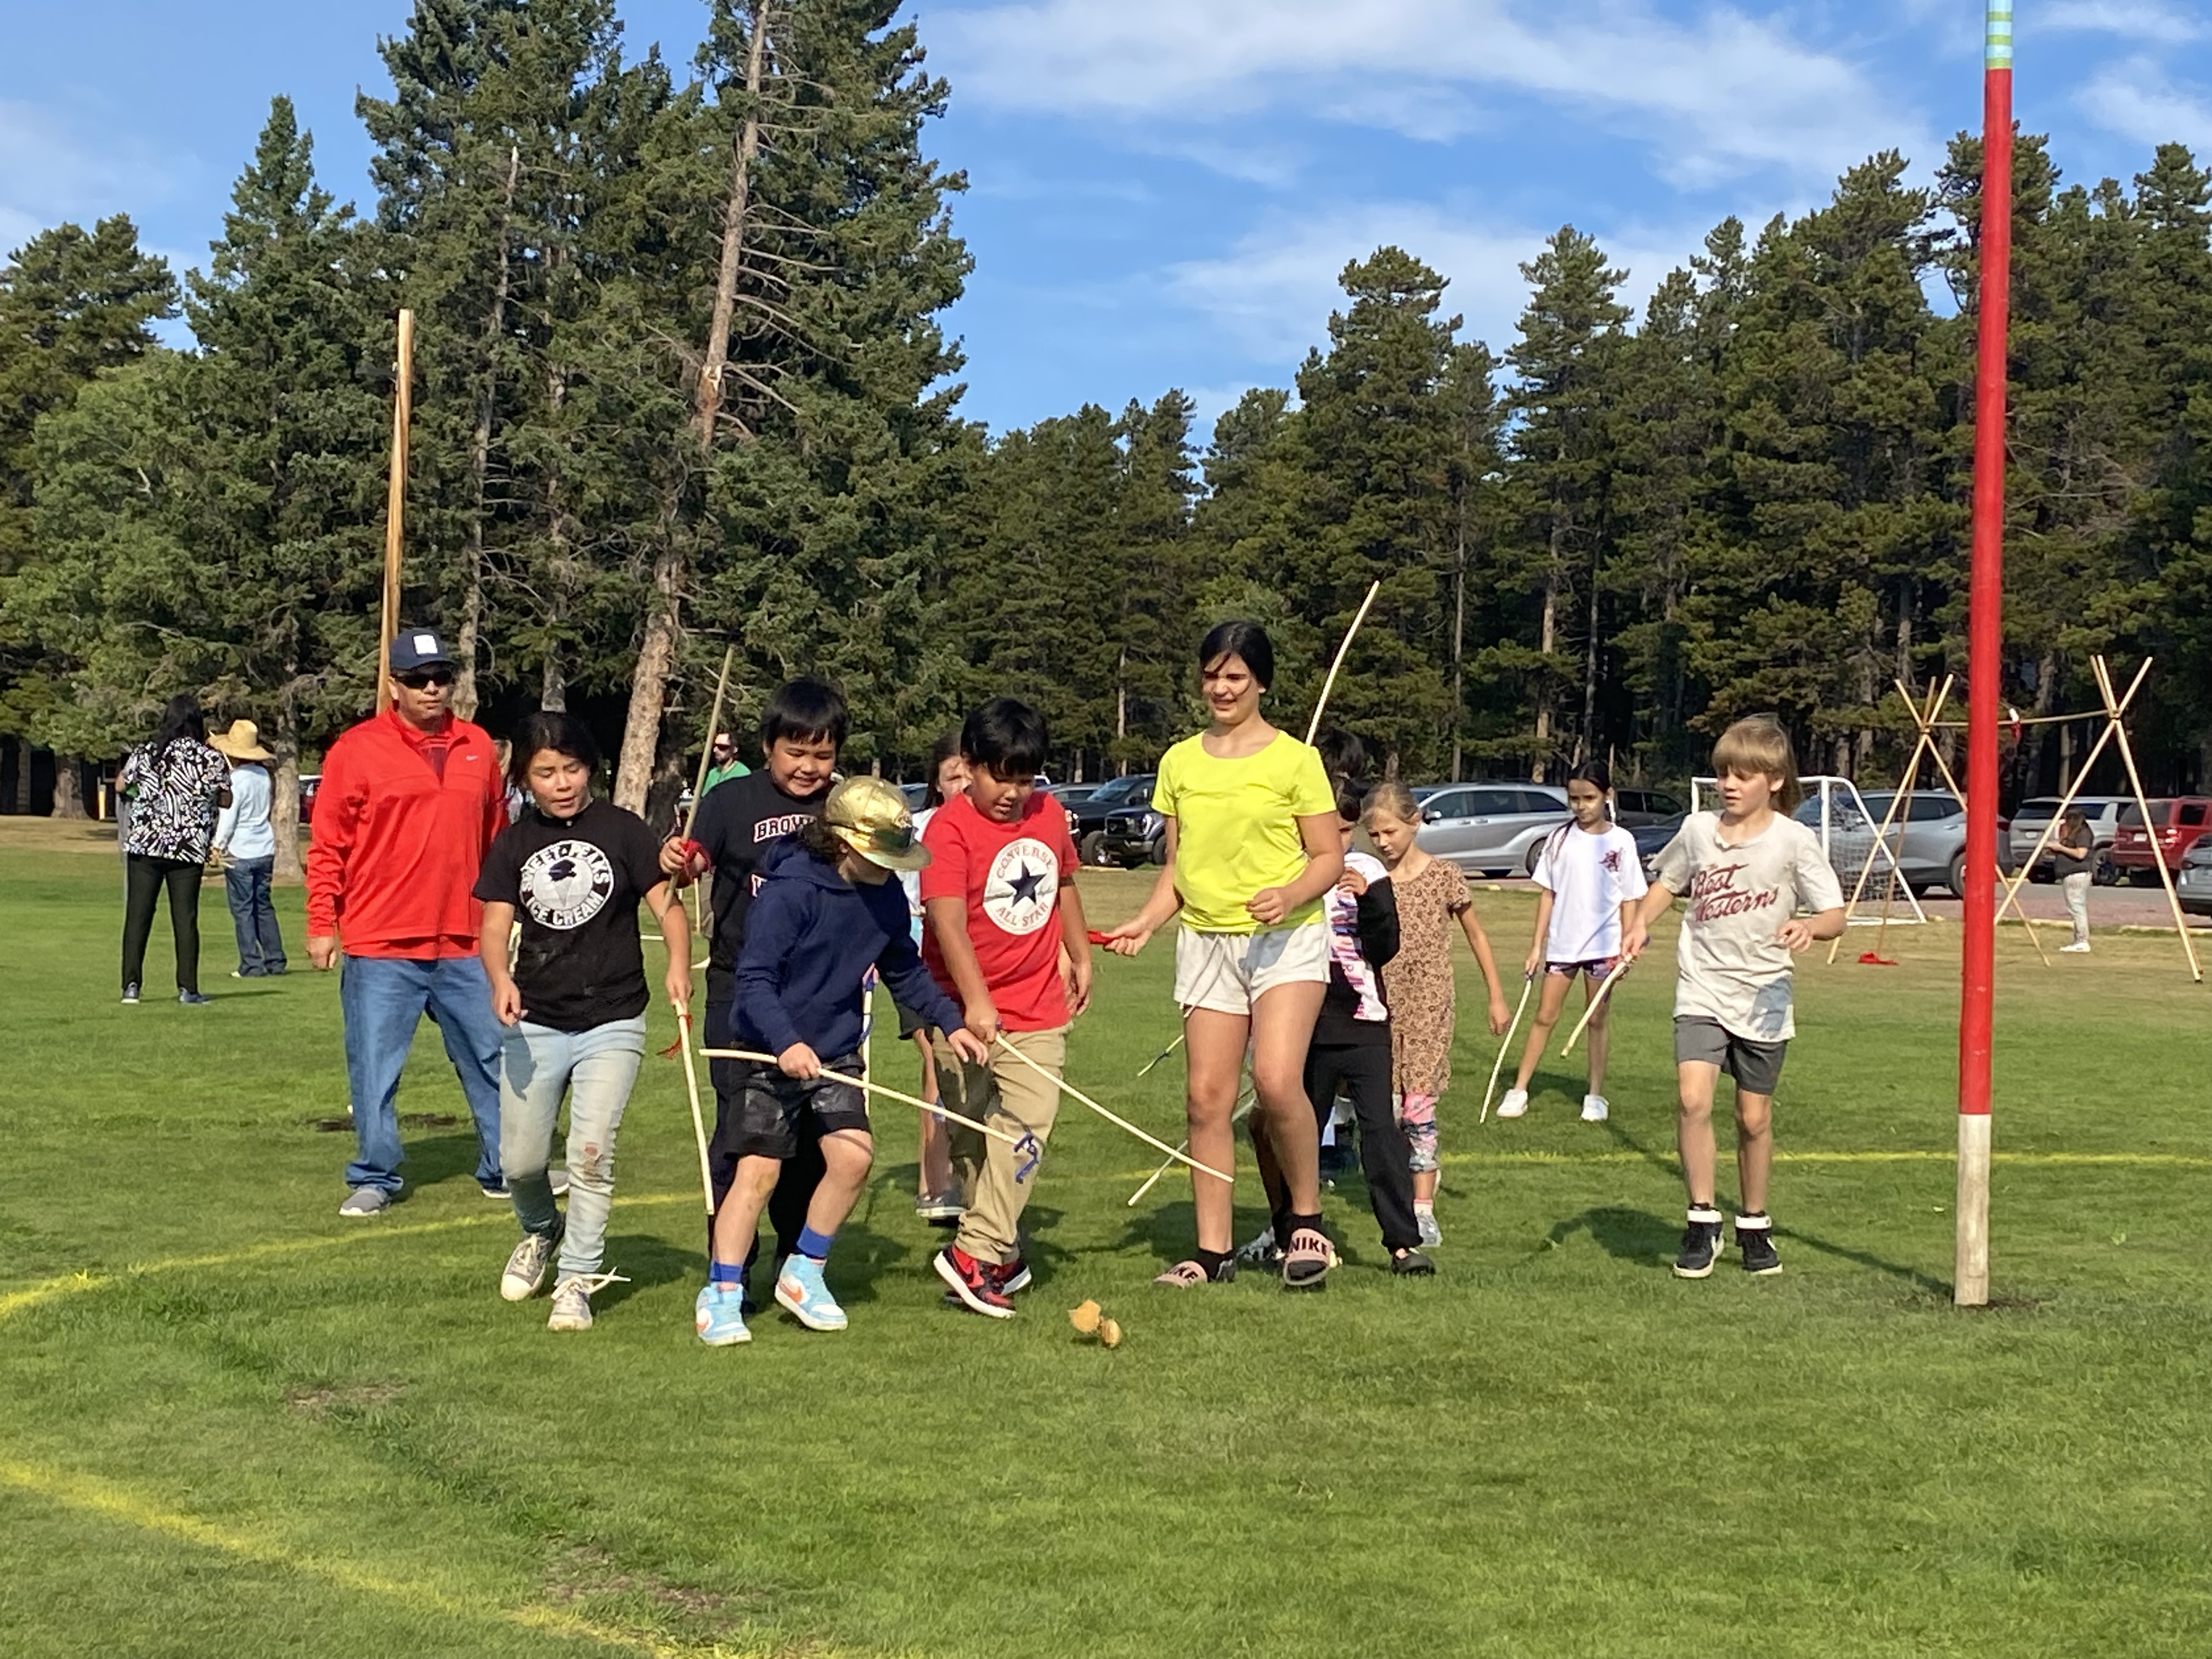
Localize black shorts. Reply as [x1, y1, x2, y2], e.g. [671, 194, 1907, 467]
[1673, 1017, 1787, 1096]
[714, 1058, 871, 1161]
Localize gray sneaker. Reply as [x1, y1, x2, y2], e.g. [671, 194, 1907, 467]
[338, 1186, 390, 1218]
[1416, 1208, 1443, 1248]
[500, 1229, 561, 1301]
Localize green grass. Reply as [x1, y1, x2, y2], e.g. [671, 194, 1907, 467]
[3, 834, 2210, 1657]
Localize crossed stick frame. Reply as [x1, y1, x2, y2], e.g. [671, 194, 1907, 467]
[1993, 655, 2202, 984]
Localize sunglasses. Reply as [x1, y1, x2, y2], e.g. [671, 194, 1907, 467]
[394, 668, 455, 690]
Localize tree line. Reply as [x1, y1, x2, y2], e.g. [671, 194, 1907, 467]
[5, 0, 2212, 874]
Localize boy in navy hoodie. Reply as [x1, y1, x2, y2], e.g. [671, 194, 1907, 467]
[697, 776, 988, 1345]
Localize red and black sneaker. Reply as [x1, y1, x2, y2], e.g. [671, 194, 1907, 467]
[994, 1257, 1032, 1296]
[933, 1245, 1014, 1318]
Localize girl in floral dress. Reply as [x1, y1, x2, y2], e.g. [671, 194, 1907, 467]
[1362, 782, 1512, 1245]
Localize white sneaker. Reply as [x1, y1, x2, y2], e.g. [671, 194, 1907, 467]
[1581, 1094, 1610, 1122]
[1496, 1087, 1530, 1119]
[1415, 1206, 1443, 1247]
[500, 1231, 559, 1301]
[2060, 942, 2090, 953]
[547, 1271, 626, 1331]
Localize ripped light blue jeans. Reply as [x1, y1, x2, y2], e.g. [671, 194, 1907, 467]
[499, 1016, 647, 1278]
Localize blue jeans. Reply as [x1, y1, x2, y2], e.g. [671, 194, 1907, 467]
[341, 954, 504, 1193]
[223, 856, 287, 975]
[500, 1017, 647, 1277]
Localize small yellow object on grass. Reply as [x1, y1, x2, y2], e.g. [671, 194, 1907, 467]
[1068, 1300, 1123, 1347]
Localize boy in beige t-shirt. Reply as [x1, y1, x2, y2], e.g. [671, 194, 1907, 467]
[1623, 719, 1845, 1279]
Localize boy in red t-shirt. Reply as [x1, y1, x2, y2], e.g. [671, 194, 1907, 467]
[922, 698, 1092, 1317]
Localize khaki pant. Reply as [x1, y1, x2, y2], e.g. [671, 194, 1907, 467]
[940, 1026, 1066, 1264]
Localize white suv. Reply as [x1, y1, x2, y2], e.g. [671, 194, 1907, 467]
[2011, 796, 2129, 883]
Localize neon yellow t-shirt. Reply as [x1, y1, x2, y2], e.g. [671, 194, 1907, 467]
[1153, 730, 1335, 933]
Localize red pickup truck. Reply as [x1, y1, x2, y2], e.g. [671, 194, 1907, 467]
[2107, 798, 2212, 882]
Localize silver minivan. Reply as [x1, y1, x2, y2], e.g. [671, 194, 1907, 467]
[1414, 783, 1572, 876]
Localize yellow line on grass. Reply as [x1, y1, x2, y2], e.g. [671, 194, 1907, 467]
[0, 1457, 704, 1656]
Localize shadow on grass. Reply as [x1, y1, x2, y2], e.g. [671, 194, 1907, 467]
[595, 1234, 700, 1311]
[1545, 1205, 1678, 1269]
[1781, 1223, 1953, 1297]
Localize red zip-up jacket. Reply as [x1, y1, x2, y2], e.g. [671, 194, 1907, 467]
[306, 708, 507, 958]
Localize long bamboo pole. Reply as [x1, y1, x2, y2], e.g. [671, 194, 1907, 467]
[995, 1035, 1233, 1184]
[375, 309, 415, 715]
[1305, 579, 1383, 746]
[1827, 679, 1946, 964]
[698, 1048, 1027, 1146]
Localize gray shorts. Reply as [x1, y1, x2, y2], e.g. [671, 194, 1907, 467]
[1673, 1017, 1787, 1096]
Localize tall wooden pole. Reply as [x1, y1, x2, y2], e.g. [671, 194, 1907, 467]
[1957, 1, 2012, 1309]
[375, 309, 416, 715]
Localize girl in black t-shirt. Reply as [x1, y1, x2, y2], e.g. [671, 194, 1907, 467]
[476, 713, 691, 1332]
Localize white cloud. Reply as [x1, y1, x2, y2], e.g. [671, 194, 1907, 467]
[0, 97, 177, 258]
[2077, 58, 2212, 150]
[2043, 2, 2203, 45]
[928, 0, 1928, 187]
[1166, 200, 1697, 369]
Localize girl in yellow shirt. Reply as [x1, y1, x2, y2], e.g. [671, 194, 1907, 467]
[1103, 620, 1345, 1289]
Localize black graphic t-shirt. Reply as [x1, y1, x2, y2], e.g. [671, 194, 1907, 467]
[475, 798, 668, 1032]
[690, 769, 828, 998]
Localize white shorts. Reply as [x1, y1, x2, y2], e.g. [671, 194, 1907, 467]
[1172, 922, 1329, 1017]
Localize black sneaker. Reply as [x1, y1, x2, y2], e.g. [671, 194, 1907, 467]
[1736, 1213, 1781, 1276]
[1673, 1207, 1725, 1278]
[121, 983, 140, 1005]
[1390, 1247, 1436, 1276]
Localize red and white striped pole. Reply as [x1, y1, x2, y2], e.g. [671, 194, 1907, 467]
[1957, 0, 2012, 1308]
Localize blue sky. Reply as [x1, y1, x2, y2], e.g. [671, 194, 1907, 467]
[4, 1, 2210, 440]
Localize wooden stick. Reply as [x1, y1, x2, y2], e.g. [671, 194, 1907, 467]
[1135, 1031, 1185, 1079]
[1305, 579, 1383, 745]
[994, 1034, 1234, 1184]
[1829, 685, 1942, 963]
[1126, 1088, 1254, 1206]
[682, 645, 737, 844]
[375, 309, 415, 715]
[699, 1048, 1028, 1146]
[1558, 957, 1629, 1057]
[675, 1011, 716, 1216]
[1480, 974, 1536, 1124]
[2095, 656, 2202, 983]
[1870, 684, 1944, 966]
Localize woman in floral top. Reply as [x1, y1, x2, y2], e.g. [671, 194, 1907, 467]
[117, 695, 231, 1005]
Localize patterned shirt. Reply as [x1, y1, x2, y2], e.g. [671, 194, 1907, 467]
[118, 740, 229, 862]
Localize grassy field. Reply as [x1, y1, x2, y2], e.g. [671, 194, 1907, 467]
[3, 824, 2209, 1657]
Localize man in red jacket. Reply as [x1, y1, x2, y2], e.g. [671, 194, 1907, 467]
[309, 628, 512, 1217]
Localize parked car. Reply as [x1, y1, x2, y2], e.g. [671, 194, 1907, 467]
[1054, 783, 1104, 810]
[2176, 839, 2212, 915]
[2108, 797, 2212, 884]
[1414, 782, 1573, 877]
[1612, 787, 1687, 829]
[1070, 774, 1156, 864]
[1098, 800, 1170, 868]
[2011, 795, 2129, 883]
[1802, 791, 2016, 899]
[298, 773, 321, 820]
[1633, 813, 1686, 878]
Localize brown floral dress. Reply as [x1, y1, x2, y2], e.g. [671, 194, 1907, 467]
[1383, 857, 1471, 1102]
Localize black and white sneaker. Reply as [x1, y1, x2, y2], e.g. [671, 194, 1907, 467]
[1673, 1206, 1725, 1278]
[1736, 1212, 1781, 1276]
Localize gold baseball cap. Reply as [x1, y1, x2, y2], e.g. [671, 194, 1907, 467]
[823, 775, 932, 873]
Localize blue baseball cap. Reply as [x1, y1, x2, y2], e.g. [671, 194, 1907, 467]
[388, 628, 456, 673]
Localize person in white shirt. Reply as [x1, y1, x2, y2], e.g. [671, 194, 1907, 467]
[1622, 719, 1846, 1279]
[211, 720, 289, 978]
[1497, 761, 1649, 1124]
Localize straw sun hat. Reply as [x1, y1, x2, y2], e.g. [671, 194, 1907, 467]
[210, 720, 275, 763]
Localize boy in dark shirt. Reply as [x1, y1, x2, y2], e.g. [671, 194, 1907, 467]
[477, 713, 691, 1331]
[662, 679, 845, 1293]
[697, 777, 987, 1345]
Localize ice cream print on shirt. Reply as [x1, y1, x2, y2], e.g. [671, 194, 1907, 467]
[982, 838, 1059, 936]
[520, 839, 616, 929]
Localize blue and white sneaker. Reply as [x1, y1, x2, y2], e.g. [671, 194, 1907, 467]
[695, 1283, 751, 1346]
[774, 1255, 848, 1331]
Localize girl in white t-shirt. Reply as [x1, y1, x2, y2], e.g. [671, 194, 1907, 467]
[1497, 761, 1647, 1124]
